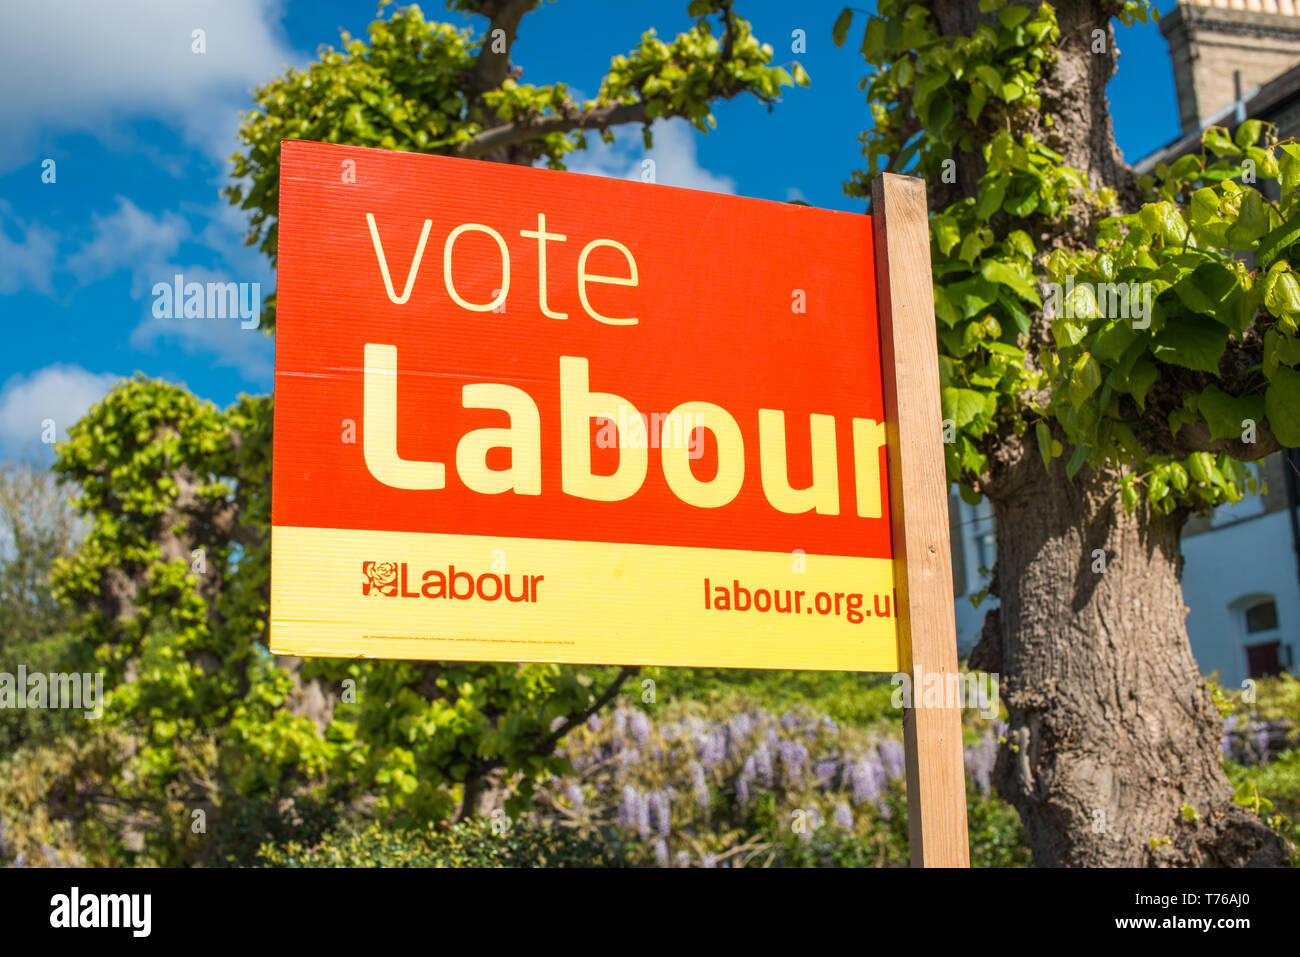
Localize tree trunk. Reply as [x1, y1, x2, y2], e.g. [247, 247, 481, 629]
[971, 436, 1291, 866]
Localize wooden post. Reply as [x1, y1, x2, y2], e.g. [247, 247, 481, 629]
[871, 173, 970, 868]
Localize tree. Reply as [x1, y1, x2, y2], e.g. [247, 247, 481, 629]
[46, 0, 803, 862]
[837, 0, 1297, 865]
[0, 465, 83, 753]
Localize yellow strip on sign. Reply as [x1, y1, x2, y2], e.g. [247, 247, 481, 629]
[270, 526, 901, 672]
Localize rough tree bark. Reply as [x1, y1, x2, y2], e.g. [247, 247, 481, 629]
[931, 0, 1292, 864]
[971, 437, 1289, 866]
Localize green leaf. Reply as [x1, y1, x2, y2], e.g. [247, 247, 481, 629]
[1187, 451, 1215, 485]
[958, 229, 992, 265]
[1067, 353, 1102, 409]
[983, 341, 1023, 358]
[1225, 190, 1272, 249]
[1000, 293, 1031, 335]
[1128, 359, 1158, 410]
[1170, 154, 1203, 182]
[1244, 145, 1280, 181]
[1233, 119, 1263, 149]
[1189, 187, 1219, 226]
[860, 17, 886, 62]
[975, 177, 1008, 220]
[1139, 202, 1188, 246]
[1035, 421, 1052, 469]
[959, 433, 988, 472]
[1004, 186, 1039, 218]
[1172, 261, 1238, 318]
[979, 258, 1039, 303]
[1203, 126, 1240, 157]
[999, 5, 1031, 28]
[1006, 230, 1035, 258]
[1264, 263, 1300, 319]
[973, 65, 1001, 91]
[1257, 216, 1300, 269]
[942, 387, 989, 429]
[1198, 385, 1264, 441]
[1169, 462, 1189, 492]
[1265, 367, 1300, 447]
[1280, 144, 1300, 195]
[1151, 314, 1229, 374]
[933, 217, 961, 256]
[1263, 328, 1300, 377]
[926, 94, 954, 134]
[1093, 320, 1137, 364]
[947, 276, 998, 318]
[831, 7, 853, 47]
[1052, 316, 1088, 348]
[1121, 483, 1139, 513]
[1065, 443, 1090, 479]
[934, 284, 961, 326]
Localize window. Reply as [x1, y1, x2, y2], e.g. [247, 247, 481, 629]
[1245, 600, 1278, 635]
[976, 529, 996, 575]
[1241, 597, 1284, 679]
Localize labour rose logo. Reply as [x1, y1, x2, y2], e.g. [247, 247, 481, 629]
[362, 561, 399, 596]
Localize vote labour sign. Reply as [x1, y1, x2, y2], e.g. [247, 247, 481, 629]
[271, 139, 902, 671]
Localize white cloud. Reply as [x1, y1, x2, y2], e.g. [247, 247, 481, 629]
[0, 365, 122, 458]
[186, 194, 273, 282]
[130, 281, 274, 384]
[64, 197, 192, 295]
[0, 0, 298, 173]
[58, 197, 274, 382]
[562, 119, 737, 194]
[0, 201, 59, 295]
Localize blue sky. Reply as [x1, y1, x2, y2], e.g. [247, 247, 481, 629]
[0, 0, 1181, 461]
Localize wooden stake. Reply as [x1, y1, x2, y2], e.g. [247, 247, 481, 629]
[872, 173, 970, 868]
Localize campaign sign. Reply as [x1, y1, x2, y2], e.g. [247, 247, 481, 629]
[271, 139, 899, 671]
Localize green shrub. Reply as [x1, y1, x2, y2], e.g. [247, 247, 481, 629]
[257, 818, 629, 868]
[212, 795, 340, 867]
[1225, 748, 1300, 864]
[535, 700, 1026, 867]
[642, 668, 900, 729]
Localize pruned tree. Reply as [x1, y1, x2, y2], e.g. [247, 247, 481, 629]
[837, 0, 1298, 865]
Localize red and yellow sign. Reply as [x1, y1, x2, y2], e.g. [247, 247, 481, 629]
[271, 139, 898, 670]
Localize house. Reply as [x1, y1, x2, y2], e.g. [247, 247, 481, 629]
[949, 0, 1300, 688]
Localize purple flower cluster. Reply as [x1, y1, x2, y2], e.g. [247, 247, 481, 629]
[629, 710, 651, 744]
[564, 783, 585, 812]
[833, 801, 854, 829]
[617, 785, 651, 836]
[546, 703, 1013, 867]
[1220, 714, 1290, 766]
[964, 732, 998, 795]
